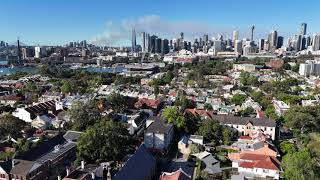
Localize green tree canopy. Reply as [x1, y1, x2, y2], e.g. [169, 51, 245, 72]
[283, 148, 317, 180]
[231, 94, 247, 106]
[197, 119, 222, 146]
[68, 101, 101, 131]
[77, 120, 133, 163]
[0, 114, 26, 139]
[162, 106, 185, 129]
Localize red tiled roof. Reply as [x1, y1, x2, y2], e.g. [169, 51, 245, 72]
[185, 109, 213, 119]
[239, 161, 255, 168]
[135, 98, 161, 109]
[238, 153, 281, 171]
[239, 136, 252, 140]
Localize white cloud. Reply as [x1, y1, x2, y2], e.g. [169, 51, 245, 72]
[90, 15, 269, 46]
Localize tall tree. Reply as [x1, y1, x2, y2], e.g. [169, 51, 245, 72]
[283, 148, 317, 179]
[162, 106, 185, 129]
[77, 120, 133, 163]
[68, 101, 101, 131]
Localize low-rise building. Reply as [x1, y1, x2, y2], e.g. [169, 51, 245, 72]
[144, 117, 174, 153]
[233, 64, 256, 72]
[272, 99, 290, 116]
[213, 115, 277, 140]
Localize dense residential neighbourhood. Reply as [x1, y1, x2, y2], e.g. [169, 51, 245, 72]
[1, 1, 320, 179]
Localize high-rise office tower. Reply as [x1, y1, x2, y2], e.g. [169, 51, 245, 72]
[149, 35, 157, 53]
[301, 36, 307, 50]
[233, 30, 239, 43]
[161, 39, 169, 55]
[277, 36, 284, 49]
[132, 28, 137, 52]
[258, 39, 265, 51]
[17, 38, 21, 64]
[300, 23, 307, 35]
[294, 35, 302, 52]
[234, 40, 243, 54]
[203, 34, 209, 44]
[141, 32, 146, 52]
[306, 36, 311, 47]
[312, 33, 320, 51]
[268, 30, 278, 50]
[180, 32, 184, 40]
[146, 33, 150, 52]
[21, 48, 34, 60]
[155, 38, 162, 53]
[250, 25, 255, 41]
[35, 46, 44, 58]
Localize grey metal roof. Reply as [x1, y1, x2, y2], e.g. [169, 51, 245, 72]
[63, 131, 83, 142]
[113, 144, 156, 180]
[212, 115, 276, 127]
[145, 116, 173, 134]
[36, 142, 76, 164]
[202, 154, 222, 174]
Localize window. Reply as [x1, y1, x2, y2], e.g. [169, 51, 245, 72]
[264, 127, 267, 131]
[0, 174, 6, 178]
[263, 169, 269, 173]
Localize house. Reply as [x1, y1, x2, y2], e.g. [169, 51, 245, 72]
[126, 112, 148, 135]
[13, 100, 57, 123]
[144, 117, 174, 153]
[134, 98, 163, 113]
[212, 115, 277, 140]
[192, 151, 222, 175]
[185, 109, 214, 120]
[113, 144, 156, 180]
[241, 98, 262, 111]
[228, 152, 281, 179]
[272, 99, 290, 116]
[38, 91, 63, 103]
[0, 161, 11, 180]
[233, 64, 256, 72]
[7, 131, 81, 180]
[0, 94, 22, 106]
[63, 163, 106, 180]
[160, 168, 191, 180]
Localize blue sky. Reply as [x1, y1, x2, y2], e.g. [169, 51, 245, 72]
[1, 0, 320, 46]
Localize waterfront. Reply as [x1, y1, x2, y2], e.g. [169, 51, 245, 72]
[0, 59, 126, 76]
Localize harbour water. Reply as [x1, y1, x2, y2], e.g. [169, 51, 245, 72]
[0, 59, 36, 76]
[0, 59, 126, 76]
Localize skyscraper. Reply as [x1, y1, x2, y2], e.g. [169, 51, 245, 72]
[17, 38, 21, 64]
[312, 33, 320, 51]
[155, 38, 162, 53]
[141, 32, 146, 52]
[161, 39, 169, 55]
[203, 34, 209, 44]
[268, 30, 278, 50]
[300, 23, 307, 35]
[180, 32, 184, 40]
[277, 36, 284, 49]
[258, 39, 265, 51]
[233, 30, 239, 42]
[132, 28, 137, 52]
[250, 25, 255, 41]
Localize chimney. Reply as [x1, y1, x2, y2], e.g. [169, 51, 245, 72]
[66, 168, 70, 176]
[12, 159, 15, 168]
[81, 160, 85, 170]
[57, 175, 61, 180]
[107, 167, 112, 180]
[91, 172, 95, 180]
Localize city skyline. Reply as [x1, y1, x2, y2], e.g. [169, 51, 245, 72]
[1, 0, 320, 46]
